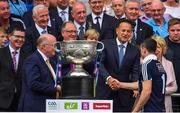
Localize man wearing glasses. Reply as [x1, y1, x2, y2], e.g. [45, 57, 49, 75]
[0, 26, 28, 111]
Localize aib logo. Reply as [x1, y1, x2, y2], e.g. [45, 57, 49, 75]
[64, 102, 78, 110]
[81, 102, 89, 110]
[48, 101, 57, 110]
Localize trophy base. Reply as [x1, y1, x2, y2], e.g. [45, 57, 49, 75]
[61, 76, 95, 99]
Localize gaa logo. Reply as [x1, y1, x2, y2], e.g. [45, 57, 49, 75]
[48, 101, 57, 110]
[64, 102, 78, 110]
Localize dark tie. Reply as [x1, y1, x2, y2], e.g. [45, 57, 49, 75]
[41, 29, 47, 34]
[60, 10, 66, 22]
[12, 50, 18, 71]
[131, 32, 136, 45]
[95, 16, 101, 32]
[78, 25, 84, 40]
[118, 45, 124, 67]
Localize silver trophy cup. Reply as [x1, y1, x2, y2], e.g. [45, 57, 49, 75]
[54, 40, 104, 76]
[54, 40, 104, 98]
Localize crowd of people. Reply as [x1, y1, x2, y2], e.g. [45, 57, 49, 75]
[0, 0, 180, 112]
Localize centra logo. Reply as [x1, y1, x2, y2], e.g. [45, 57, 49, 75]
[64, 102, 78, 110]
[48, 101, 57, 110]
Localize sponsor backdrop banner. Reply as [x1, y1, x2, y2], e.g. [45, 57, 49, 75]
[46, 99, 113, 112]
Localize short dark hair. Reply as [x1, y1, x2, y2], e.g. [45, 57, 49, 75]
[117, 18, 136, 30]
[9, 26, 25, 34]
[168, 18, 180, 29]
[141, 38, 157, 53]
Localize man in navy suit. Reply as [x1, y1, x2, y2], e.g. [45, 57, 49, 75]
[124, 0, 153, 47]
[18, 34, 61, 112]
[0, 27, 28, 111]
[87, 0, 114, 40]
[22, 5, 59, 54]
[97, 19, 140, 112]
[71, 2, 90, 40]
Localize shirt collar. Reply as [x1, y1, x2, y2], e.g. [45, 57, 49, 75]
[116, 38, 128, 48]
[148, 18, 167, 26]
[115, 13, 125, 19]
[35, 23, 47, 35]
[74, 21, 86, 31]
[142, 54, 157, 64]
[37, 49, 49, 62]
[57, 6, 69, 14]
[91, 12, 104, 23]
[9, 45, 20, 54]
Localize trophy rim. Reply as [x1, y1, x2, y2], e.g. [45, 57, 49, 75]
[62, 40, 97, 43]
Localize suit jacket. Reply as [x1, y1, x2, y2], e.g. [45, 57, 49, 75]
[23, 8, 63, 32]
[87, 13, 115, 41]
[18, 50, 56, 112]
[0, 47, 28, 109]
[162, 56, 177, 112]
[49, 6, 74, 22]
[136, 19, 153, 46]
[74, 21, 90, 40]
[97, 39, 140, 111]
[22, 24, 58, 54]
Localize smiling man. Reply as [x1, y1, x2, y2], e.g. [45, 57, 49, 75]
[22, 4, 58, 54]
[0, 26, 28, 111]
[97, 19, 140, 112]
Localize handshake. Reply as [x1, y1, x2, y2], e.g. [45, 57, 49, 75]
[107, 76, 122, 90]
[107, 76, 138, 91]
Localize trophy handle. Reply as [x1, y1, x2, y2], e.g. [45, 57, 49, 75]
[96, 41, 104, 52]
[54, 41, 62, 53]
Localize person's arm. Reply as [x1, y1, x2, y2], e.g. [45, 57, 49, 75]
[165, 61, 177, 95]
[117, 81, 138, 90]
[132, 80, 152, 112]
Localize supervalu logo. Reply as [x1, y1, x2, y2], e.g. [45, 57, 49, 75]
[64, 102, 78, 110]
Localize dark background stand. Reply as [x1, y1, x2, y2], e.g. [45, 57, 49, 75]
[61, 76, 95, 99]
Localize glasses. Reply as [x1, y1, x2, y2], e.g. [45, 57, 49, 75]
[152, 8, 164, 13]
[13, 35, 25, 40]
[64, 30, 77, 34]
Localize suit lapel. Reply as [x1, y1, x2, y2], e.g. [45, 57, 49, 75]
[36, 51, 55, 83]
[111, 39, 119, 67]
[5, 47, 16, 74]
[122, 43, 131, 65]
[136, 19, 143, 43]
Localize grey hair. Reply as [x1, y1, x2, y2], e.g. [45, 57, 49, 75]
[32, 4, 48, 16]
[125, 0, 140, 7]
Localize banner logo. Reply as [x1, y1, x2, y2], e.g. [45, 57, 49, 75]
[47, 101, 58, 110]
[81, 102, 89, 110]
[64, 102, 78, 110]
[93, 103, 111, 110]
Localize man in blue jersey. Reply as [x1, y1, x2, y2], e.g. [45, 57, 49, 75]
[110, 38, 167, 112]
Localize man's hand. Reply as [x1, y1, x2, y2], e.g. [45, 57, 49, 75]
[107, 76, 119, 90]
[56, 85, 61, 99]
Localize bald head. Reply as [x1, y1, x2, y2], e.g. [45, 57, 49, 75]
[37, 34, 56, 47]
[37, 34, 57, 57]
[151, 0, 165, 22]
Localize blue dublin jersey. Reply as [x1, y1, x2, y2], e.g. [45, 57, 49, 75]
[141, 59, 166, 112]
